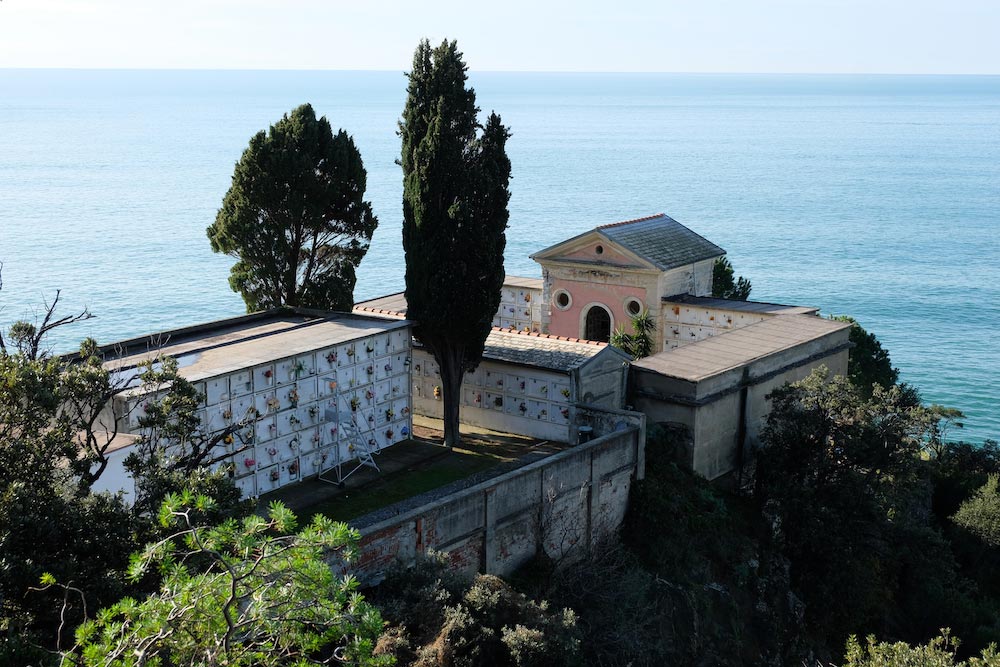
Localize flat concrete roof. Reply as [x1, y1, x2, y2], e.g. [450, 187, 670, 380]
[503, 275, 544, 290]
[663, 294, 818, 316]
[633, 314, 851, 382]
[414, 327, 613, 373]
[103, 310, 410, 383]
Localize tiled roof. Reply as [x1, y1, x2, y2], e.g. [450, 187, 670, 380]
[598, 213, 725, 271]
[413, 328, 615, 373]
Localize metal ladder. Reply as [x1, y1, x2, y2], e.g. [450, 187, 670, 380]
[318, 402, 381, 487]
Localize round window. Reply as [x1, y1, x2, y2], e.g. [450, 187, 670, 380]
[626, 298, 643, 316]
[554, 290, 572, 310]
[595, 245, 604, 255]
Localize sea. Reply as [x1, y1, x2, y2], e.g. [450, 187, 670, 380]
[1, 70, 997, 441]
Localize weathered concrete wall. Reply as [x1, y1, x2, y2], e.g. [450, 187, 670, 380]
[575, 350, 629, 411]
[657, 258, 715, 301]
[661, 302, 771, 350]
[630, 339, 850, 481]
[347, 426, 643, 583]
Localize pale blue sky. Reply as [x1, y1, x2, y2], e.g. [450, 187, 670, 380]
[0, 0, 997, 73]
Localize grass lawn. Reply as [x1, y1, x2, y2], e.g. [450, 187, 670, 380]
[302, 445, 508, 523]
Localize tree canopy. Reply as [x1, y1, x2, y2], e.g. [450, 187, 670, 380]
[712, 257, 752, 300]
[208, 103, 378, 312]
[829, 315, 900, 396]
[399, 40, 511, 446]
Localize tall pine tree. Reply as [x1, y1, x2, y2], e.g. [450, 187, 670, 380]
[400, 40, 511, 447]
[208, 104, 377, 312]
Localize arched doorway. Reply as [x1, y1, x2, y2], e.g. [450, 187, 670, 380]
[583, 305, 612, 342]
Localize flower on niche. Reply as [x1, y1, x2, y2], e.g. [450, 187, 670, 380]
[561, 388, 571, 399]
[346, 347, 355, 357]
[288, 461, 299, 475]
[266, 397, 280, 412]
[386, 429, 394, 439]
[267, 447, 277, 458]
[287, 389, 299, 406]
[326, 351, 337, 364]
[433, 385, 442, 399]
[385, 408, 394, 420]
[350, 397, 360, 411]
[519, 402, 527, 414]
[263, 369, 273, 379]
[223, 434, 234, 445]
[270, 469, 279, 482]
[222, 409, 232, 421]
[366, 366, 374, 375]
[244, 458, 256, 468]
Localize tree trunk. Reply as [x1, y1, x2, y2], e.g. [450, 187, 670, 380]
[436, 345, 465, 448]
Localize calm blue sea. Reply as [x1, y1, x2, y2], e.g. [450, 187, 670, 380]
[1, 70, 998, 441]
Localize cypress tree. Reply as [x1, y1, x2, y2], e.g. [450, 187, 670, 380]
[399, 40, 511, 447]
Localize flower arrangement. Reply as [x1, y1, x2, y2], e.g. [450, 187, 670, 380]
[474, 393, 482, 405]
[288, 460, 299, 476]
[385, 429, 394, 440]
[289, 437, 299, 451]
[561, 408, 570, 419]
[367, 414, 375, 424]
[248, 407, 260, 419]
[263, 369, 273, 380]
[401, 426, 409, 437]
[325, 351, 337, 364]
[385, 408, 394, 420]
[270, 469, 280, 482]
[321, 452, 329, 464]
[365, 365, 374, 376]
[243, 430, 255, 443]
[289, 414, 301, 427]
[266, 397, 280, 412]
[269, 423, 277, 433]
[222, 409, 232, 421]
[348, 443, 356, 453]
[330, 426, 338, 438]
[365, 389, 375, 401]
[497, 379, 504, 387]
[539, 409, 547, 419]
[223, 434, 234, 445]
[266, 447, 277, 459]
[244, 458, 256, 469]
[540, 385, 548, 394]
[519, 402, 527, 414]
[365, 343, 374, 354]
[414, 363, 421, 373]
[524, 293, 531, 302]
[392, 385, 399, 395]
[433, 385, 442, 399]
[401, 406, 410, 416]
[519, 381, 526, 390]
[291, 361, 306, 377]
[312, 432, 321, 445]
[287, 388, 299, 407]
[328, 380, 337, 391]
[350, 397, 360, 411]
[561, 388, 571, 399]
[384, 363, 392, 373]
[494, 396, 503, 408]
[308, 406, 319, 420]
[346, 347, 355, 358]
[368, 438, 378, 449]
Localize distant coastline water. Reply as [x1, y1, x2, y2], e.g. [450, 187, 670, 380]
[1, 70, 998, 441]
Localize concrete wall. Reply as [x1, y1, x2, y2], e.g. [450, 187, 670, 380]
[413, 352, 575, 442]
[346, 426, 643, 583]
[631, 339, 850, 481]
[576, 349, 630, 412]
[657, 258, 716, 300]
[661, 302, 771, 350]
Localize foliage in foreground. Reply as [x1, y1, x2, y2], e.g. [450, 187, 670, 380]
[843, 632, 1000, 667]
[64, 495, 388, 667]
[208, 102, 378, 312]
[370, 553, 580, 667]
[829, 315, 900, 396]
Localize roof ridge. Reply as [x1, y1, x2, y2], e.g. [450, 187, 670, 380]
[596, 212, 666, 230]
[491, 326, 607, 347]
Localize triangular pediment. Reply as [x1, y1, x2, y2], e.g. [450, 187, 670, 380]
[529, 229, 659, 271]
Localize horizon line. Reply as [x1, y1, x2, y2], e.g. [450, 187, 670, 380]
[2, 66, 999, 77]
